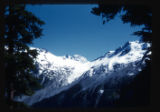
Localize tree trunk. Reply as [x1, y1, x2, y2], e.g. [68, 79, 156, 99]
[7, 83, 16, 109]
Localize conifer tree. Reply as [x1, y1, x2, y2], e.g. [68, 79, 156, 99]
[91, 4, 152, 61]
[4, 4, 45, 108]
[91, 5, 152, 42]
[91, 4, 152, 106]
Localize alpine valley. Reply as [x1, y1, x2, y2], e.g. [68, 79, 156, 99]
[14, 40, 151, 108]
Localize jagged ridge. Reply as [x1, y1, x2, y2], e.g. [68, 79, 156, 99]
[15, 40, 151, 106]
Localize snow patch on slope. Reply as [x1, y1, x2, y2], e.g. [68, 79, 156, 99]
[31, 47, 91, 84]
[16, 40, 150, 106]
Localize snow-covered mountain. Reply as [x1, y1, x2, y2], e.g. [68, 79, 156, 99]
[15, 40, 151, 107]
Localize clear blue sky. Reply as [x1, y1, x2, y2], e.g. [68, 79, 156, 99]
[27, 4, 142, 61]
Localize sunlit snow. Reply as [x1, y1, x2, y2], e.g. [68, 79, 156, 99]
[16, 41, 150, 105]
[99, 89, 104, 94]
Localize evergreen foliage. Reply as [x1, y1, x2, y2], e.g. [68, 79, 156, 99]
[4, 4, 44, 108]
[91, 4, 152, 107]
[91, 5, 152, 43]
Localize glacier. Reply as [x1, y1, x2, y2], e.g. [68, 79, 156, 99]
[14, 40, 151, 107]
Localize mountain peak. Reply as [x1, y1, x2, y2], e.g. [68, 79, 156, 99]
[16, 40, 150, 106]
[72, 54, 88, 63]
[63, 54, 88, 63]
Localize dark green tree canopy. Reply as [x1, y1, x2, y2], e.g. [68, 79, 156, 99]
[4, 4, 44, 106]
[91, 4, 151, 107]
[91, 5, 152, 43]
